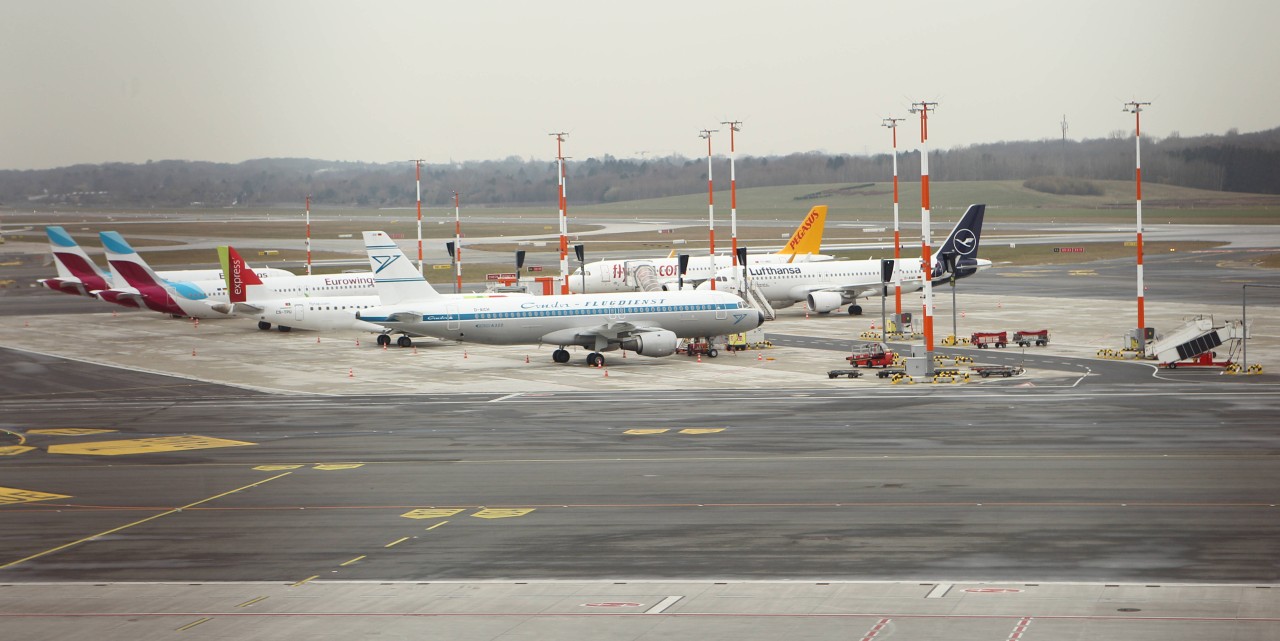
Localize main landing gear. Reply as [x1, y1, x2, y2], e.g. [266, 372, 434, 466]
[551, 347, 604, 366]
[258, 321, 272, 330]
[847, 304, 864, 316]
[375, 333, 415, 348]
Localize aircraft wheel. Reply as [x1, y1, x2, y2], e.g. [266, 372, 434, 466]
[586, 352, 603, 367]
[257, 321, 272, 331]
[397, 336, 412, 348]
[277, 325, 292, 332]
[553, 348, 570, 363]
[376, 334, 391, 346]
[849, 305, 864, 316]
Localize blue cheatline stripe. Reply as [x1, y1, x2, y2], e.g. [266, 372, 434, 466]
[368, 303, 748, 324]
[366, 244, 400, 250]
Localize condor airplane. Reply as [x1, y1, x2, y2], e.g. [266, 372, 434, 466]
[98, 232, 374, 319]
[212, 245, 528, 346]
[37, 226, 289, 301]
[700, 203, 991, 315]
[567, 205, 833, 293]
[357, 231, 764, 366]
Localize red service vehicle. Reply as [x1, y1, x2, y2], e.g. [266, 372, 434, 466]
[971, 331, 1008, 349]
[846, 342, 896, 368]
[1013, 330, 1050, 347]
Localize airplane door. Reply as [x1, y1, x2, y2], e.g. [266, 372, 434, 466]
[446, 303, 460, 330]
[294, 303, 305, 321]
[716, 307, 728, 320]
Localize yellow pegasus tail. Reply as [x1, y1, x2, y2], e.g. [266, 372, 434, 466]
[776, 205, 828, 259]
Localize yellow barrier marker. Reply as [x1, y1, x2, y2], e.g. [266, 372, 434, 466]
[48, 435, 254, 456]
[472, 508, 535, 519]
[0, 486, 71, 505]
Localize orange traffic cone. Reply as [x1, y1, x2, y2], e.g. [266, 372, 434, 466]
[193, 318, 200, 329]
[870, 322, 877, 330]
[191, 347, 196, 357]
[603, 367, 609, 378]
[382, 342, 387, 351]
[696, 353, 702, 363]
[757, 352, 763, 361]
[525, 354, 530, 364]
[316, 336, 321, 343]
[348, 368, 354, 378]
[805, 308, 810, 319]
[464, 350, 468, 359]
[355, 338, 360, 346]
[412, 346, 418, 355]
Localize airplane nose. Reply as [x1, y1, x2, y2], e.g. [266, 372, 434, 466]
[758, 310, 765, 326]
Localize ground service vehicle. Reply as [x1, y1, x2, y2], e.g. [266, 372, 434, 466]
[1013, 329, 1050, 347]
[971, 331, 1008, 349]
[847, 343, 896, 368]
[972, 365, 1025, 378]
[827, 369, 864, 379]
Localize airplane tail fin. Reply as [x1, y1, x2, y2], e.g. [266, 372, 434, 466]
[363, 231, 441, 305]
[46, 226, 110, 292]
[218, 246, 265, 303]
[99, 231, 168, 289]
[932, 203, 986, 279]
[775, 205, 828, 259]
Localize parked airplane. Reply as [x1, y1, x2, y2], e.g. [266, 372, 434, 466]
[357, 231, 764, 366]
[212, 245, 527, 345]
[567, 205, 834, 294]
[37, 226, 290, 301]
[98, 232, 372, 319]
[700, 203, 991, 315]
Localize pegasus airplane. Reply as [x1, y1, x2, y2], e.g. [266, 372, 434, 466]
[701, 203, 991, 315]
[357, 231, 764, 366]
[568, 205, 834, 293]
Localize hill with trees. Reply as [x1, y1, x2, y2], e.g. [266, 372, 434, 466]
[2, 127, 1278, 209]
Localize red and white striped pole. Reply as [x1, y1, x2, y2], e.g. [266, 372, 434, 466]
[304, 194, 312, 276]
[721, 120, 742, 270]
[883, 117, 905, 316]
[1125, 101, 1151, 348]
[700, 128, 718, 290]
[453, 190, 463, 294]
[412, 159, 426, 276]
[910, 101, 938, 355]
[550, 132, 569, 294]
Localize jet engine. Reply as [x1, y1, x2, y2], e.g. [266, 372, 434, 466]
[621, 330, 678, 357]
[806, 291, 844, 313]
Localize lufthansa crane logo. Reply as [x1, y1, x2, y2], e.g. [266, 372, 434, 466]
[953, 229, 978, 255]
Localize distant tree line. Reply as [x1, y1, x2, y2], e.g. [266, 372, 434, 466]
[3, 127, 1278, 208]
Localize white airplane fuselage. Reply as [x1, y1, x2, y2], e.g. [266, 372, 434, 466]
[570, 252, 832, 294]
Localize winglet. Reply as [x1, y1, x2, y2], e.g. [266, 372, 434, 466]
[219, 246, 263, 303]
[776, 205, 827, 256]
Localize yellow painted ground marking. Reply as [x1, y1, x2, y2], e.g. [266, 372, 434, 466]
[0, 428, 28, 444]
[339, 555, 366, 567]
[1069, 270, 1098, 276]
[401, 508, 465, 520]
[426, 521, 449, 531]
[472, 508, 535, 519]
[0, 446, 36, 456]
[0, 472, 292, 570]
[235, 596, 267, 608]
[47, 435, 254, 456]
[176, 617, 212, 631]
[27, 428, 117, 436]
[254, 464, 304, 471]
[313, 463, 364, 470]
[624, 429, 669, 435]
[0, 486, 71, 505]
[384, 537, 410, 548]
[292, 575, 319, 587]
[679, 428, 726, 434]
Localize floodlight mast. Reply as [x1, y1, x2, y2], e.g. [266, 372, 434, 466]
[721, 120, 742, 268]
[410, 158, 427, 276]
[453, 191, 462, 294]
[1124, 101, 1151, 349]
[882, 116, 905, 317]
[550, 132, 570, 294]
[909, 101, 938, 356]
[304, 195, 312, 276]
[700, 128, 718, 290]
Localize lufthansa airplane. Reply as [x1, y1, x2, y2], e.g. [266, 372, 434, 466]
[357, 231, 764, 366]
[568, 205, 833, 293]
[701, 204, 991, 315]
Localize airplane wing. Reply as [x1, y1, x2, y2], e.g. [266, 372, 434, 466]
[231, 302, 265, 315]
[540, 321, 667, 350]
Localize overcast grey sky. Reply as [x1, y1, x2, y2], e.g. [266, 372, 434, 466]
[2, 0, 1276, 170]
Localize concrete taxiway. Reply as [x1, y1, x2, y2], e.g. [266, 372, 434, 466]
[2, 236, 1279, 640]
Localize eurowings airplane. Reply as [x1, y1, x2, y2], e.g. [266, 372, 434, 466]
[356, 231, 764, 366]
[98, 232, 369, 318]
[700, 203, 991, 315]
[567, 205, 834, 293]
[211, 245, 528, 346]
[37, 226, 289, 302]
